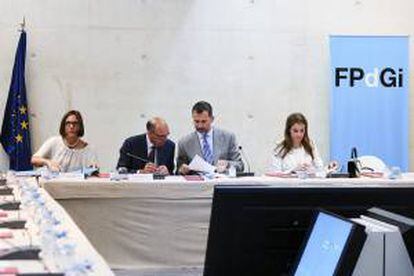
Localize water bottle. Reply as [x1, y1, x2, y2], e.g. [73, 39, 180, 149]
[55, 240, 76, 272]
[66, 259, 94, 276]
[228, 164, 236, 178]
[297, 170, 308, 179]
[389, 166, 402, 180]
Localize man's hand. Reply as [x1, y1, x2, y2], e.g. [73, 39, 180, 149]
[178, 164, 191, 175]
[141, 162, 157, 173]
[216, 160, 228, 173]
[156, 165, 169, 175]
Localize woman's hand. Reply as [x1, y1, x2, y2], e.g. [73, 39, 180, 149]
[47, 160, 61, 172]
[327, 161, 339, 171]
[295, 162, 311, 172]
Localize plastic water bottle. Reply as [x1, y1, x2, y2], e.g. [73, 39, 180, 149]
[297, 170, 308, 179]
[389, 166, 402, 180]
[66, 259, 94, 276]
[228, 164, 236, 178]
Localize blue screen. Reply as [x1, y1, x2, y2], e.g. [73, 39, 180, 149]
[294, 212, 353, 276]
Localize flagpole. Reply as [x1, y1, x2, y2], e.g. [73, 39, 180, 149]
[19, 16, 25, 32]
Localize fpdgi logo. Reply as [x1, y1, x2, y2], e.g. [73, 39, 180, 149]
[335, 67, 403, 88]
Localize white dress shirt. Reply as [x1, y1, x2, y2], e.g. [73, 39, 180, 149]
[146, 134, 157, 165]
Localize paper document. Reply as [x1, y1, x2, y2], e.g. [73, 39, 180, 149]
[14, 170, 41, 177]
[56, 172, 85, 180]
[189, 155, 216, 174]
[127, 173, 154, 182]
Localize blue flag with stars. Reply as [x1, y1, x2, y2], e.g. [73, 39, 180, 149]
[0, 31, 32, 171]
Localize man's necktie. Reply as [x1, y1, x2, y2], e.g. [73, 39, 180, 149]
[148, 146, 155, 163]
[202, 133, 214, 164]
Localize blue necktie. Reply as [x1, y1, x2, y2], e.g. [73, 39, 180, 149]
[202, 133, 214, 164]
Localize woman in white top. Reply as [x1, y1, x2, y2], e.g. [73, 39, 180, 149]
[31, 110, 98, 172]
[269, 113, 323, 173]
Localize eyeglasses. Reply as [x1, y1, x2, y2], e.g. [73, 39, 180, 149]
[65, 121, 79, 127]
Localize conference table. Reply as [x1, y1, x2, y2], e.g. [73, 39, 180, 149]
[40, 173, 414, 273]
[1, 175, 113, 275]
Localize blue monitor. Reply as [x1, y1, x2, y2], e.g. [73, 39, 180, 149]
[293, 211, 366, 276]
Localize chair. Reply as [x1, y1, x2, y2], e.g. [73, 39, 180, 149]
[358, 155, 388, 173]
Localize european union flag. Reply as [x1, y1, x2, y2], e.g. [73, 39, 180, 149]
[0, 31, 32, 171]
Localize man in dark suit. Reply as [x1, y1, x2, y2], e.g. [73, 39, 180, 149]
[117, 117, 175, 175]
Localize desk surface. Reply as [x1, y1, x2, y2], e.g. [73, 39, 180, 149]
[43, 174, 414, 199]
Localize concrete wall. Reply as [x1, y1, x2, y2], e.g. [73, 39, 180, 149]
[0, 0, 413, 173]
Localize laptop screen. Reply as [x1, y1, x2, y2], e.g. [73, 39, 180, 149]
[294, 212, 354, 276]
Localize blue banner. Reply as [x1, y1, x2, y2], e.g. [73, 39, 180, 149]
[330, 36, 409, 171]
[0, 31, 33, 171]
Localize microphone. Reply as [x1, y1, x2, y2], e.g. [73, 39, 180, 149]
[120, 149, 165, 179]
[119, 149, 151, 163]
[347, 147, 360, 178]
[118, 150, 150, 174]
[125, 151, 149, 163]
[237, 146, 255, 177]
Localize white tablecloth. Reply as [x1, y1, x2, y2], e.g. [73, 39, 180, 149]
[5, 177, 114, 275]
[42, 174, 414, 270]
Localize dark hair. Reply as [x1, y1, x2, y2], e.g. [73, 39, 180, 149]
[192, 101, 213, 117]
[59, 110, 85, 137]
[275, 113, 314, 159]
[146, 120, 155, 132]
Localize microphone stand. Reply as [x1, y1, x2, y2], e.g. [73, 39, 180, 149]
[237, 146, 255, 177]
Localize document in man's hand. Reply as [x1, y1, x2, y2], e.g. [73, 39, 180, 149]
[189, 155, 216, 174]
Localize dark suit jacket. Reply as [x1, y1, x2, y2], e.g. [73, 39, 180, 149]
[117, 133, 175, 174]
